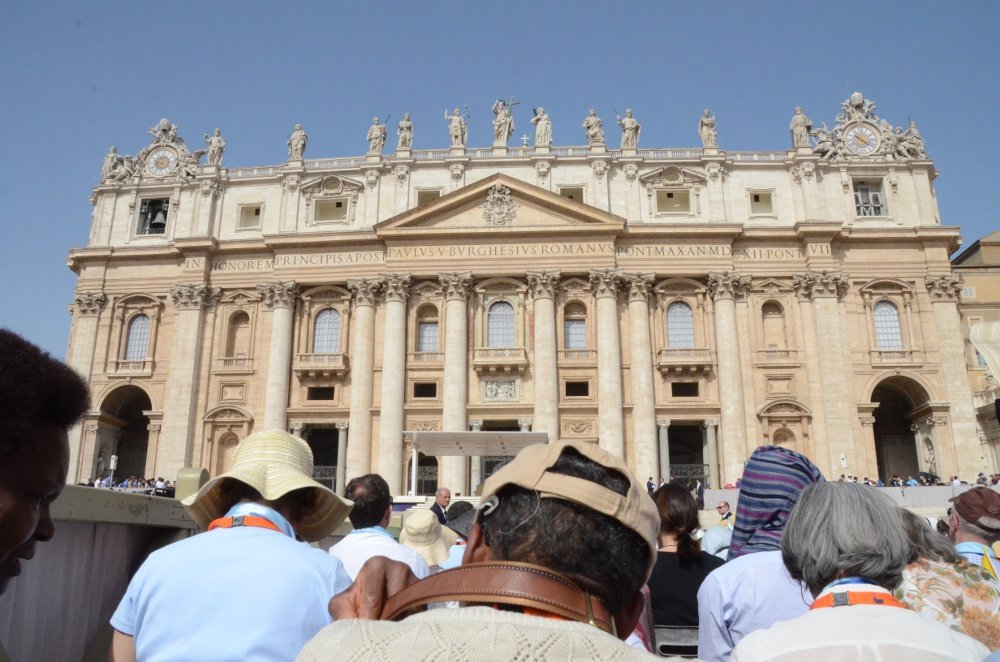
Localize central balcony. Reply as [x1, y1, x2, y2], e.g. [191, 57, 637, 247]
[473, 347, 529, 375]
[656, 348, 715, 375]
[293, 352, 349, 380]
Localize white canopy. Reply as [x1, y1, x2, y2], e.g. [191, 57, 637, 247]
[405, 431, 548, 495]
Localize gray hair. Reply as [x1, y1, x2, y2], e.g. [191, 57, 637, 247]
[900, 509, 959, 563]
[781, 482, 912, 595]
[955, 511, 1000, 544]
[435, 487, 451, 496]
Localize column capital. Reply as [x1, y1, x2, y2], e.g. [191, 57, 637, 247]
[860, 415, 876, 427]
[791, 270, 849, 300]
[656, 419, 671, 429]
[707, 271, 751, 301]
[518, 418, 533, 431]
[622, 273, 655, 303]
[257, 280, 299, 310]
[381, 273, 412, 303]
[526, 270, 561, 300]
[925, 273, 962, 301]
[703, 418, 719, 429]
[347, 278, 384, 307]
[468, 419, 483, 431]
[74, 291, 107, 315]
[589, 268, 623, 299]
[170, 282, 222, 310]
[439, 272, 472, 301]
[336, 421, 349, 431]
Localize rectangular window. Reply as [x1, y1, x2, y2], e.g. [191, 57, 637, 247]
[417, 189, 442, 207]
[238, 205, 262, 230]
[559, 187, 584, 202]
[962, 287, 976, 299]
[314, 198, 348, 222]
[137, 198, 169, 235]
[749, 191, 774, 215]
[671, 382, 699, 397]
[564, 319, 586, 350]
[853, 180, 885, 217]
[565, 381, 590, 397]
[417, 322, 439, 352]
[307, 387, 335, 401]
[413, 382, 438, 398]
[656, 190, 691, 214]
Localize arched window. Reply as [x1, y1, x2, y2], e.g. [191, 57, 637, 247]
[225, 311, 251, 358]
[124, 314, 151, 360]
[487, 301, 515, 347]
[761, 302, 787, 349]
[873, 301, 903, 350]
[666, 301, 694, 349]
[563, 302, 587, 350]
[313, 309, 342, 353]
[416, 305, 439, 353]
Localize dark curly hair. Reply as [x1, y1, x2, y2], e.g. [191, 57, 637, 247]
[0, 329, 90, 459]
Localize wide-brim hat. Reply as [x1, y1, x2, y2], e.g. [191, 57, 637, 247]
[400, 509, 458, 567]
[479, 440, 660, 582]
[181, 429, 353, 542]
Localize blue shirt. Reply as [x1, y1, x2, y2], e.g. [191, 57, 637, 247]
[111, 503, 351, 662]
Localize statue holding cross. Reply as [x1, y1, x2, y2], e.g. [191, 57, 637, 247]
[492, 97, 518, 146]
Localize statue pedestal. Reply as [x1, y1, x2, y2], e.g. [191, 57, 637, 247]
[795, 147, 813, 156]
[450, 147, 466, 157]
[590, 144, 607, 154]
[622, 148, 637, 157]
[492, 146, 508, 157]
[285, 159, 304, 169]
[366, 154, 381, 164]
[202, 165, 220, 176]
[535, 146, 550, 155]
[395, 149, 411, 159]
[702, 147, 720, 156]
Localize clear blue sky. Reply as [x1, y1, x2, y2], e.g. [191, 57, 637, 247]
[2, 1, 998, 357]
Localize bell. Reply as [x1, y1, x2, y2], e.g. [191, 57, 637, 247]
[150, 210, 166, 227]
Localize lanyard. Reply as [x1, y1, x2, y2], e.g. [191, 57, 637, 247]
[208, 514, 282, 533]
[810, 579, 904, 610]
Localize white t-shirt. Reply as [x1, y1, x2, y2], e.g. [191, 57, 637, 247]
[329, 526, 431, 580]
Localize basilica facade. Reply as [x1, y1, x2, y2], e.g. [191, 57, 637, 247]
[66, 94, 984, 496]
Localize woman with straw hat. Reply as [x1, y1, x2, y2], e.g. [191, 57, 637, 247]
[109, 429, 354, 662]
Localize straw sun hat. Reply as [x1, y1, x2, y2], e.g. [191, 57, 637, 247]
[181, 429, 353, 542]
[401, 509, 458, 567]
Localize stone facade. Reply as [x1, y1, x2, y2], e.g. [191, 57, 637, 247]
[67, 96, 984, 494]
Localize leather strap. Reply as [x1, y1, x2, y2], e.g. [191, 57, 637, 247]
[380, 561, 616, 635]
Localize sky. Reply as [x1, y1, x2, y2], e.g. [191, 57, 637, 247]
[1, 1, 998, 357]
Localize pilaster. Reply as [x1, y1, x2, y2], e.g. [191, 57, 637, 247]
[590, 269, 625, 458]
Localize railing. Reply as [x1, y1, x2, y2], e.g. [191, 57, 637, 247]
[558, 349, 597, 363]
[408, 351, 444, 363]
[550, 146, 592, 156]
[870, 349, 920, 364]
[727, 151, 787, 162]
[472, 347, 529, 374]
[227, 166, 281, 178]
[111, 358, 154, 374]
[671, 464, 709, 479]
[655, 348, 715, 374]
[973, 388, 999, 409]
[856, 202, 886, 217]
[215, 357, 253, 370]
[305, 157, 368, 170]
[412, 150, 453, 160]
[313, 466, 337, 480]
[755, 349, 800, 363]
[293, 352, 349, 377]
[637, 148, 704, 159]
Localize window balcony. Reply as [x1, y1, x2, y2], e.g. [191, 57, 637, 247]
[558, 349, 597, 366]
[214, 356, 254, 374]
[293, 352, 349, 379]
[408, 351, 444, 365]
[656, 348, 715, 375]
[869, 349, 921, 366]
[473, 347, 529, 375]
[111, 358, 154, 376]
[754, 349, 802, 366]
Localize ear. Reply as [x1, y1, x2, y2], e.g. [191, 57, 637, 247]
[462, 521, 493, 565]
[613, 590, 645, 641]
[380, 505, 392, 528]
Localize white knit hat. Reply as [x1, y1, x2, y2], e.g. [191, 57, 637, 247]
[181, 429, 353, 541]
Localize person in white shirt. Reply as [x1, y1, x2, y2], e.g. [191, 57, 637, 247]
[329, 474, 430, 581]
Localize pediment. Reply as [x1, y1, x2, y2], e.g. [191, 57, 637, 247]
[376, 174, 625, 237]
[753, 279, 794, 295]
[638, 165, 707, 186]
[300, 174, 364, 197]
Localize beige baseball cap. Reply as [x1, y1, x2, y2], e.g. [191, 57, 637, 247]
[480, 440, 659, 579]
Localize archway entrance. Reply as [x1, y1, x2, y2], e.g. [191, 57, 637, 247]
[98, 385, 151, 481]
[871, 377, 927, 482]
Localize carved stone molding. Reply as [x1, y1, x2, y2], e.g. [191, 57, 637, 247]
[622, 273, 655, 303]
[257, 281, 299, 310]
[74, 291, 107, 315]
[925, 274, 962, 301]
[439, 272, 472, 301]
[791, 270, 850, 300]
[199, 180, 222, 197]
[592, 160, 609, 179]
[703, 418, 719, 429]
[170, 283, 222, 310]
[589, 268, 623, 299]
[534, 161, 550, 180]
[468, 419, 483, 431]
[347, 278, 383, 307]
[485, 380, 516, 401]
[706, 163, 726, 182]
[526, 270, 561, 300]
[656, 419, 672, 429]
[282, 174, 300, 193]
[707, 271, 752, 301]
[450, 163, 465, 181]
[394, 165, 409, 183]
[364, 170, 379, 189]
[408, 420, 440, 432]
[562, 420, 594, 435]
[336, 421, 349, 431]
[381, 273, 411, 303]
[483, 184, 517, 226]
[623, 164, 639, 181]
[518, 418, 533, 431]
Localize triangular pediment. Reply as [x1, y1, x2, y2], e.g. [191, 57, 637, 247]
[376, 173, 625, 238]
[300, 174, 364, 196]
[638, 165, 707, 186]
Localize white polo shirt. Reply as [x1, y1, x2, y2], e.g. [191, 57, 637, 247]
[329, 526, 431, 580]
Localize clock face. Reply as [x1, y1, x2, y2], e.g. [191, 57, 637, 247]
[146, 147, 178, 176]
[845, 124, 880, 156]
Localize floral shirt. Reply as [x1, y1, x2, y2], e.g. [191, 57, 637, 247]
[895, 557, 1000, 650]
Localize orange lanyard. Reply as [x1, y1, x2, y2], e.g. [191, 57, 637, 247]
[208, 514, 282, 533]
[810, 591, 904, 610]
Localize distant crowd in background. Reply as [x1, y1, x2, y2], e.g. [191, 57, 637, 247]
[84, 475, 176, 497]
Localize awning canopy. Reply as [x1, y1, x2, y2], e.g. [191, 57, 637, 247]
[406, 431, 548, 457]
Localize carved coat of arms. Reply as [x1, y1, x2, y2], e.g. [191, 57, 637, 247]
[483, 184, 517, 226]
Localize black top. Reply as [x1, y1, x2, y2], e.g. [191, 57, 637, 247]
[647, 550, 724, 626]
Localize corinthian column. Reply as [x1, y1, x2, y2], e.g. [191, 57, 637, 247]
[67, 291, 106, 482]
[707, 271, 750, 482]
[527, 270, 560, 441]
[623, 273, 658, 479]
[590, 269, 625, 457]
[345, 278, 383, 480]
[161, 283, 221, 478]
[440, 272, 472, 493]
[377, 273, 410, 494]
[258, 281, 299, 431]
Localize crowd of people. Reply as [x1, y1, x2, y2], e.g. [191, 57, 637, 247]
[4, 326, 1000, 661]
[85, 475, 177, 496]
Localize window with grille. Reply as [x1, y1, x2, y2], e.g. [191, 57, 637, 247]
[313, 309, 341, 353]
[487, 301, 515, 347]
[854, 180, 885, 217]
[873, 301, 903, 350]
[418, 321, 439, 352]
[563, 303, 587, 350]
[666, 301, 695, 349]
[124, 315, 151, 360]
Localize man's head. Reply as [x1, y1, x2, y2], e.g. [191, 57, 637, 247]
[948, 487, 1000, 545]
[434, 487, 451, 509]
[345, 474, 392, 529]
[0, 329, 90, 594]
[464, 441, 657, 631]
[716, 501, 731, 517]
